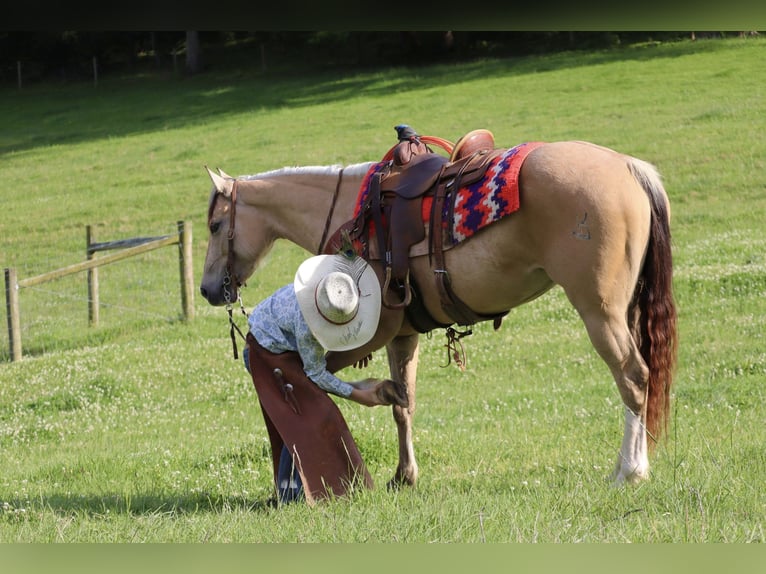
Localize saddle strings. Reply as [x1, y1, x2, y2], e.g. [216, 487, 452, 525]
[442, 326, 472, 371]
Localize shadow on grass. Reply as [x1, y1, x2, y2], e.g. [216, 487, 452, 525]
[11, 491, 278, 517]
[0, 39, 736, 156]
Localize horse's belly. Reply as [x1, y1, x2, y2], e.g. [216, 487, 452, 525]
[409, 217, 554, 323]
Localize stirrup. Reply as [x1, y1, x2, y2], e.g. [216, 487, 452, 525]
[382, 267, 412, 310]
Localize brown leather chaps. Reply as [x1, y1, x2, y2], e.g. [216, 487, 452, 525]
[244, 332, 373, 505]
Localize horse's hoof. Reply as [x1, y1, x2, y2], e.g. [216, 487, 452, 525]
[377, 379, 409, 408]
[387, 465, 418, 489]
[386, 476, 416, 490]
[611, 461, 649, 485]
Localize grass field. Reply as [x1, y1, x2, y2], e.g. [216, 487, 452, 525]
[1, 38, 764, 542]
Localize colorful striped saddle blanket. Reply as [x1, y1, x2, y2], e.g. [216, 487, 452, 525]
[353, 141, 544, 259]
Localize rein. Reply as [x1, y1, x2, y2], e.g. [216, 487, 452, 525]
[317, 169, 344, 255]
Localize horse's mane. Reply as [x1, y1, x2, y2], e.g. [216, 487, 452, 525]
[207, 162, 377, 217]
[240, 162, 375, 181]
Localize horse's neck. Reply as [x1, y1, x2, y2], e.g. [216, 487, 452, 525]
[241, 170, 365, 253]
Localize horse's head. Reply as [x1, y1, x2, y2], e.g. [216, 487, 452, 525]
[199, 167, 271, 306]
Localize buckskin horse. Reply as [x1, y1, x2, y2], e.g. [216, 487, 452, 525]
[199, 132, 677, 486]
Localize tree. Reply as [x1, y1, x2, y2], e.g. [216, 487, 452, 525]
[185, 31, 201, 74]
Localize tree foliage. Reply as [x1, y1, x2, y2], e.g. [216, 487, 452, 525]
[0, 31, 712, 84]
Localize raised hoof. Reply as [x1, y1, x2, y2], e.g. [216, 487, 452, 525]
[376, 379, 409, 408]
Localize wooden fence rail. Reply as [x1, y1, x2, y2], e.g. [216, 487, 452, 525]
[4, 220, 194, 362]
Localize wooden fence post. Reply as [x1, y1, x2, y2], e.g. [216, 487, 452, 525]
[177, 220, 195, 320]
[86, 225, 100, 326]
[5, 268, 22, 362]
[5, 223, 194, 361]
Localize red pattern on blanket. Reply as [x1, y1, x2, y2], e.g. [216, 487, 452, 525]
[354, 141, 545, 246]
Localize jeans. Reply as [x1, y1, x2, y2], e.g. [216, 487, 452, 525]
[277, 445, 304, 503]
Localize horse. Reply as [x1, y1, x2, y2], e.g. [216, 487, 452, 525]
[199, 138, 677, 486]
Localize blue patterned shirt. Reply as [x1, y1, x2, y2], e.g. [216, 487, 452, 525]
[248, 284, 354, 398]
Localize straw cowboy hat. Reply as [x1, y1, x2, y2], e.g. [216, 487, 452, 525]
[294, 254, 381, 352]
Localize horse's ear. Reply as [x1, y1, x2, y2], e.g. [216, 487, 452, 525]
[217, 167, 233, 179]
[205, 165, 234, 197]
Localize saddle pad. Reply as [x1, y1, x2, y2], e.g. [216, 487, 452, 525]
[450, 141, 544, 242]
[354, 141, 545, 257]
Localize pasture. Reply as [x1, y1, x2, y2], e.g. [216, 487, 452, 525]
[1, 38, 764, 542]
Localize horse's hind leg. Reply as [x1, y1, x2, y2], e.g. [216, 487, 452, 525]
[555, 247, 651, 483]
[579, 310, 650, 484]
[385, 333, 420, 487]
[559, 255, 651, 482]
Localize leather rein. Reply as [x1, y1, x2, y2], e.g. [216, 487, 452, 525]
[317, 168, 344, 255]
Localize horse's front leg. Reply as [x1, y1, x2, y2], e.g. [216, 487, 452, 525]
[385, 333, 420, 487]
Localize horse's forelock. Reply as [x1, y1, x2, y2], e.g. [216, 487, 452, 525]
[207, 186, 223, 223]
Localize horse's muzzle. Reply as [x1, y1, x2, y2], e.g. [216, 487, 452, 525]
[199, 282, 227, 306]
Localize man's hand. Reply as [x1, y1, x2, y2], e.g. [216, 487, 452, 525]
[352, 353, 373, 369]
[374, 378, 409, 408]
[348, 378, 408, 408]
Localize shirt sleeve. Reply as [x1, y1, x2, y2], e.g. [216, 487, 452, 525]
[292, 308, 354, 398]
[249, 284, 354, 398]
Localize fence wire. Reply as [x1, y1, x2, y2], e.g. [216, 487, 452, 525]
[2, 233, 189, 361]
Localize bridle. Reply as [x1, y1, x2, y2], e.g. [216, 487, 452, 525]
[222, 178, 241, 305]
[216, 169, 345, 359]
[216, 179, 247, 359]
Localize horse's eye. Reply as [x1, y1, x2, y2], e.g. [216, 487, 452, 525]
[209, 221, 222, 234]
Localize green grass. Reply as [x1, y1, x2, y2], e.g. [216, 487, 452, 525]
[1, 38, 764, 542]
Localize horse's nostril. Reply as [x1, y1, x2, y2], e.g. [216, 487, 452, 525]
[200, 286, 208, 299]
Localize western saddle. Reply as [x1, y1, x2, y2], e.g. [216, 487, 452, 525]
[324, 126, 508, 335]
